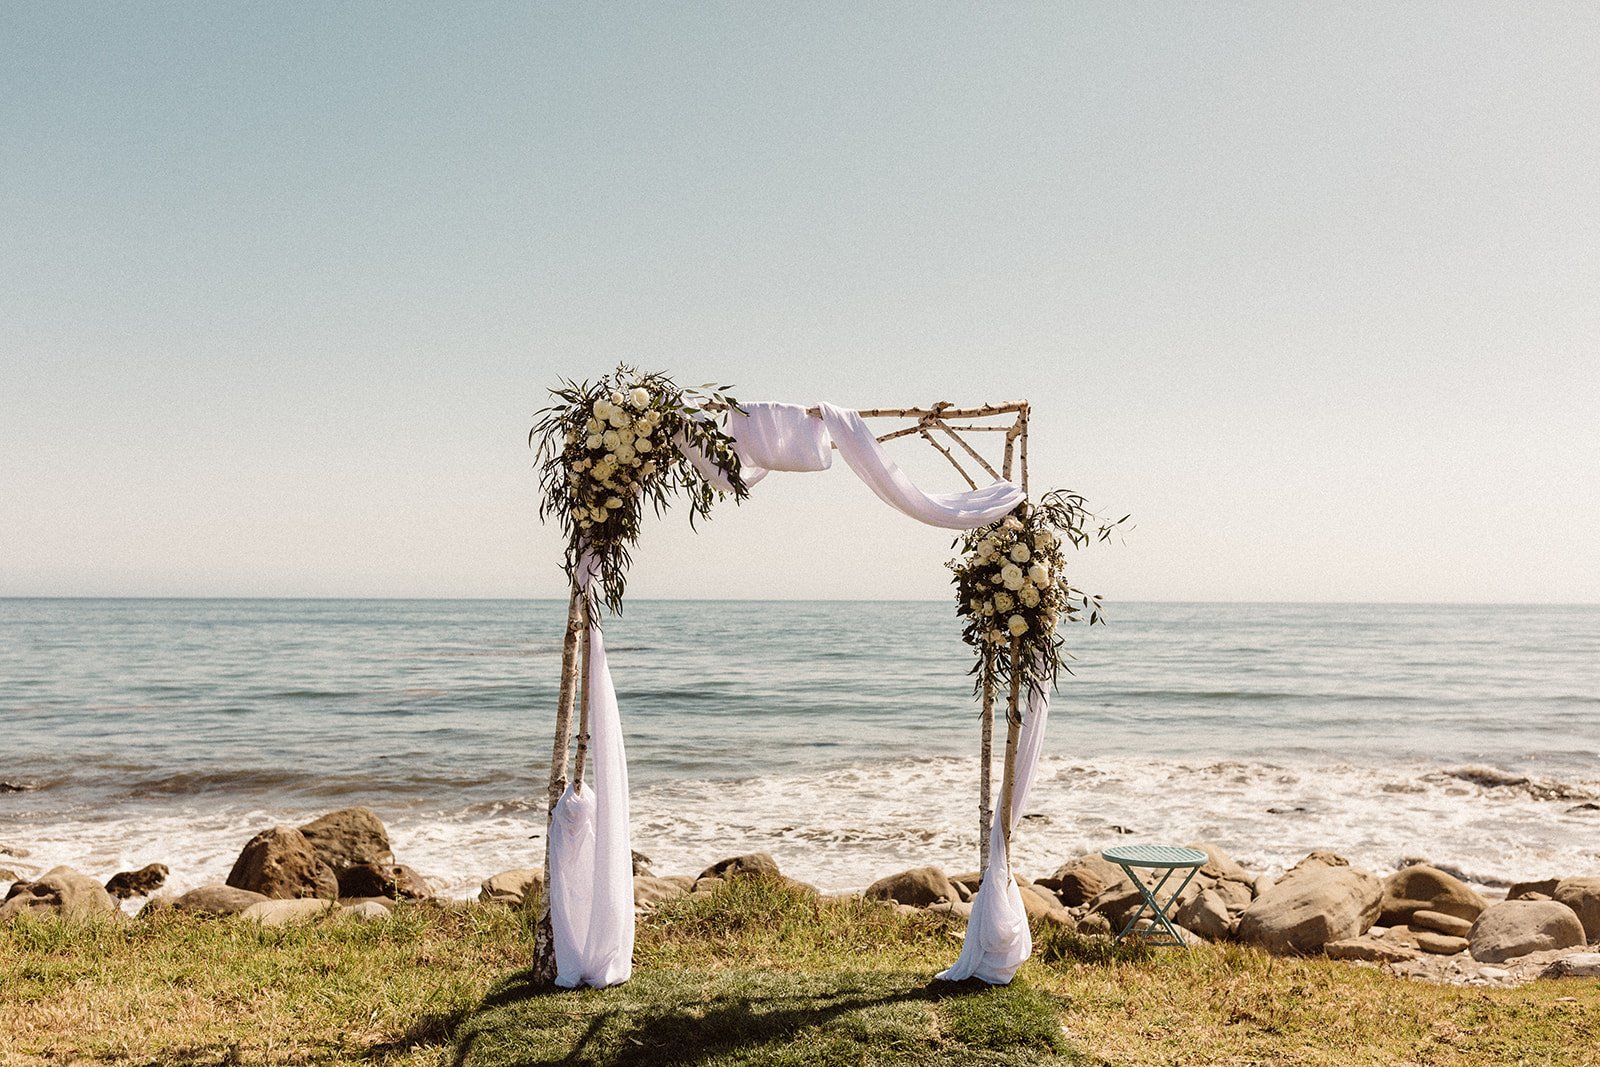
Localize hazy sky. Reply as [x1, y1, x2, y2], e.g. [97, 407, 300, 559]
[3, 4, 1596, 602]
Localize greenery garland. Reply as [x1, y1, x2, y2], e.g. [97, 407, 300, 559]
[531, 366, 746, 614]
[949, 490, 1127, 701]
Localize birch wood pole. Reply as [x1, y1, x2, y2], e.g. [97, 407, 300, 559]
[996, 636, 1025, 870]
[532, 585, 585, 985]
[978, 647, 995, 871]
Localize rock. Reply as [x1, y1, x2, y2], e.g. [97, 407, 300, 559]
[1185, 841, 1255, 887]
[105, 863, 169, 899]
[1076, 911, 1114, 937]
[949, 871, 983, 893]
[697, 853, 781, 881]
[227, 827, 339, 900]
[479, 868, 543, 906]
[1048, 855, 1131, 907]
[1325, 936, 1421, 963]
[240, 898, 337, 926]
[1236, 853, 1382, 955]
[341, 901, 391, 921]
[172, 885, 270, 916]
[0, 843, 32, 858]
[1415, 930, 1470, 955]
[1082, 883, 1146, 932]
[339, 896, 396, 910]
[1468, 900, 1587, 963]
[1552, 878, 1600, 941]
[297, 808, 393, 872]
[337, 862, 433, 901]
[1379, 864, 1487, 925]
[690, 876, 724, 894]
[1541, 952, 1600, 979]
[1412, 909, 1473, 938]
[927, 899, 974, 921]
[634, 874, 691, 908]
[1175, 887, 1236, 941]
[1508, 878, 1561, 901]
[864, 867, 959, 908]
[954, 880, 974, 903]
[1, 868, 21, 885]
[0, 866, 120, 920]
[1018, 883, 1071, 924]
[631, 850, 654, 876]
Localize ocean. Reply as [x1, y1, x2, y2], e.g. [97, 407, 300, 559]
[2, 598, 1597, 901]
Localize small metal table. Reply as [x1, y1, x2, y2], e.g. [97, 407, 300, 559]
[1100, 844, 1208, 948]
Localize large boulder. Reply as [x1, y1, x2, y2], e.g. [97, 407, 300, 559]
[297, 808, 393, 872]
[1379, 864, 1487, 925]
[105, 863, 169, 899]
[480, 868, 543, 906]
[1553, 878, 1600, 942]
[697, 853, 782, 881]
[1508, 878, 1561, 901]
[1541, 952, 1600, 979]
[226, 827, 339, 900]
[1236, 852, 1381, 955]
[1046, 854, 1130, 907]
[634, 874, 692, 909]
[864, 867, 959, 908]
[1468, 900, 1587, 963]
[336, 862, 433, 901]
[240, 898, 337, 927]
[0, 866, 119, 920]
[171, 885, 270, 916]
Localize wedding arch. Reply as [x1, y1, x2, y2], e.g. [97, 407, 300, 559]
[527, 368, 1116, 990]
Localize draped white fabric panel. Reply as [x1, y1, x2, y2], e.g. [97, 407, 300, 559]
[815, 403, 1024, 528]
[728, 402, 833, 476]
[936, 674, 1052, 985]
[549, 560, 635, 989]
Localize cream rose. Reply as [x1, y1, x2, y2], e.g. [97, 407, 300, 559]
[585, 433, 602, 450]
[1028, 563, 1049, 586]
[629, 386, 650, 409]
[1000, 563, 1025, 590]
[1007, 614, 1028, 637]
[1019, 585, 1041, 608]
[1008, 544, 1031, 563]
[994, 592, 1014, 613]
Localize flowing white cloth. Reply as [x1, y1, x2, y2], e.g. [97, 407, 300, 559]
[815, 403, 1024, 528]
[937, 675, 1052, 985]
[681, 401, 1023, 528]
[548, 562, 634, 989]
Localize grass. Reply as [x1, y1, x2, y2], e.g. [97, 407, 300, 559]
[1, 879, 1596, 1066]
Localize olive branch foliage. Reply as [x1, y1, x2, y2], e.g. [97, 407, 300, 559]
[530, 366, 747, 615]
[950, 489, 1129, 703]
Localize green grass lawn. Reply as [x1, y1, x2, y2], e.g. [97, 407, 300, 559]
[2, 877, 1596, 1066]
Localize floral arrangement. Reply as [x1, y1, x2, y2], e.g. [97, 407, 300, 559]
[531, 366, 745, 614]
[950, 489, 1124, 700]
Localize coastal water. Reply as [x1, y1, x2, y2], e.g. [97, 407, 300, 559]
[3, 599, 1597, 898]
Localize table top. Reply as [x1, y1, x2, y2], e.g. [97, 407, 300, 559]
[1101, 844, 1209, 869]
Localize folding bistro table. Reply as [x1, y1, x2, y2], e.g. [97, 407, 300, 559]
[1100, 844, 1209, 948]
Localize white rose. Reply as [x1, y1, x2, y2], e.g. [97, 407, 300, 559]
[642, 460, 657, 475]
[1034, 530, 1056, 551]
[586, 417, 602, 433]
[986, 628, 1004, 644]
[605, 496, 623, 509]
[1028, 563, 1049, 586]
[609, 390, 624, 406]
[585, 434, 602, 450]
[1019, 585, 1041, 608]
[594, 400, 615, 420]
[602, 429, 620, 449]
[994, 592, 1014, 613]
[1003, 516, 1023, 532]
[629, 386, 650, 409]
[607, 408, 630, 429]
[1008, 614, 1028, 637]
[615, 446, 636, 465]
[1000, 563, 1025, 590]
[1008, 544, 1031, 563]
[636, 437, 653, 452]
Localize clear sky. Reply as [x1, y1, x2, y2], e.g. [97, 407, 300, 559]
[3, 4, 1596, 602]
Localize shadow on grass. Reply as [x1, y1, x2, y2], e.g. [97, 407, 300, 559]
[451, 968, 1077, 1067]
[362, 1005, 473, 1062]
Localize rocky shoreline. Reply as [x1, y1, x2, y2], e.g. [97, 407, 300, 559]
[4, 807, 1598, 987]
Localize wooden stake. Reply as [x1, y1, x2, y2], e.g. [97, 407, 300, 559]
[532, 585, 585, 985]
[997, 637, 1024, 869]
[978, 647, 995, 871]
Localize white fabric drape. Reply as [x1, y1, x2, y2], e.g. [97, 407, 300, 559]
[815, 403, 1024, 528]
[936, 673, 1052, 985]
[548, 561, 634, 989]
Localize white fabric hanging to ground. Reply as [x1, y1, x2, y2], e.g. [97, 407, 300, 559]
[935, 671, 1051, 985]
[551, 403, 1034, 989]
[548, 560, 635, 989]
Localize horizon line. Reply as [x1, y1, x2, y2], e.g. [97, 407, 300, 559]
[2, 595, 1597, 608]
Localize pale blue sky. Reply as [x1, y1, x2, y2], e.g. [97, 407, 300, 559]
[3, 3, 1596, 602]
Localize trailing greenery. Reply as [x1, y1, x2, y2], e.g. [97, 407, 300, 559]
[949, 489, 1128, 699]
[3, 878, 1597, 1066]
[530, 366, 746, 614]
